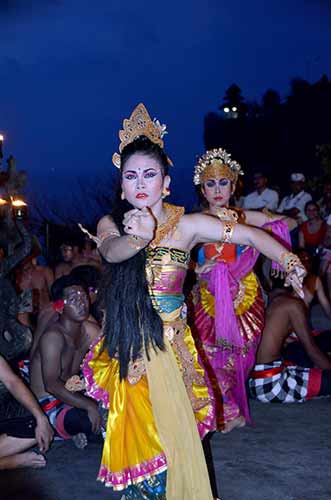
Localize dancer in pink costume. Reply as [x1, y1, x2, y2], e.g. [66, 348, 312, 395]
[189, 149, 296, 433]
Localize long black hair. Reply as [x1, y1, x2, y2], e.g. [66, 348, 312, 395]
[98, 136, 169, 380]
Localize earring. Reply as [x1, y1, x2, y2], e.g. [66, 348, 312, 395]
[162, 187, 170, 199]
[121, 192, 125, 200]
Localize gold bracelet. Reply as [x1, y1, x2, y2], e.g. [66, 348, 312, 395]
[221, 222, 235, 243]
[127, 235, 146, 250]
[279, 251, 302, 273]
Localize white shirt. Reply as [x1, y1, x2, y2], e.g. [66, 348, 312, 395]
[243, 188, 279, 211]
[278, 191, 312, 222]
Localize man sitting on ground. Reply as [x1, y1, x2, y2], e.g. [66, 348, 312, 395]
[249, 281, 331, 403]
[0, 354, 53, 470]
[30, 275, 101, 448]
[29, 267, 100, 359]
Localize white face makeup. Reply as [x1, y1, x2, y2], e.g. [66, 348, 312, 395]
[202, 177, 232, 208]
[121, 153, 169, 208]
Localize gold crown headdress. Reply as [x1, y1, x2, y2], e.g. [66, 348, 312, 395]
[193, 148, 243, 185]
[112, 103, 170, 168]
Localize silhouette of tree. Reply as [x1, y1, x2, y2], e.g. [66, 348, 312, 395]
[221, 84, 245, 108]
[262, 89, 281, 114]
[219, 84, 247, 118]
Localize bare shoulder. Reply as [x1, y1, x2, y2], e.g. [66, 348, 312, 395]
[175, 213, 209, 241]
[180, 212, 215, 226]
[243, 210, 268, 227]
[82, 319, 101, 344]
[40, 326, 65, 350]
[55, 262, 71, 277]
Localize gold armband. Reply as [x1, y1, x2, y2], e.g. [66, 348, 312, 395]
[97, 229, 121, 248]
[127, 235, 146, 250]
[99, 230, 121, 241]
[222, 222, 235, 243]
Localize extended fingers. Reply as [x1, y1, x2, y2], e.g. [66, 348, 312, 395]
[286, 271, 304, 298]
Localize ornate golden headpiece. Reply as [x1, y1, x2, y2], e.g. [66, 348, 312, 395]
[193, 148, 243, 185]
[112, 103, 169, 168]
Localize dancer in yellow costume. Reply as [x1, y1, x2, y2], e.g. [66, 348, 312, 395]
[82, 104, 305, 500]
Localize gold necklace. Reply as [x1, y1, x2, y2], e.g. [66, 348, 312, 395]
[149, 203, 184, 248]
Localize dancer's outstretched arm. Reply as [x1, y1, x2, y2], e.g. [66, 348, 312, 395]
[183, 213, 306, 297]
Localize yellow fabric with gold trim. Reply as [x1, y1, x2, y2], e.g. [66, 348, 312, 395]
[200, 271, 259, 318]
[86, 339, 164, 486]
[159, 309, 211, 426]
[86, 309, 213, 496]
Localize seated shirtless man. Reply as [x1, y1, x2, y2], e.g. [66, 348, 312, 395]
[249, 282, 331, 403]
[30, 275, 101, 447]
[29, 267, 100, 360]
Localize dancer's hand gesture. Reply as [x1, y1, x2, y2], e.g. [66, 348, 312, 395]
[123, 207, 155, 242]
[285, 264, 306, 299]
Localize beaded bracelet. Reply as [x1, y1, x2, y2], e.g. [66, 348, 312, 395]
[279, 251, 303, 274]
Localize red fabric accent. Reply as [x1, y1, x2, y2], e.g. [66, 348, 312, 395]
[55, 406, 72, 439]
[306, 368, 322, 399]
[283, 360, 297, 367]
[251, 366, 283, 379]
[42, 398, 62, 412]
[204, 242, 237, 263]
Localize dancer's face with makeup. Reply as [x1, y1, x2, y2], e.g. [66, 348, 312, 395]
[121, 153, 170, 209]
[202, 177, 232, 208]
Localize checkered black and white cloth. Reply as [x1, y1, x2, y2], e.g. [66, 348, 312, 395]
[248, 360, 310, 403]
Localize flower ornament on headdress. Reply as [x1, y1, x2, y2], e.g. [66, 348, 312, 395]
[193, 148, 243, 186]
[112, 103, 171, 168]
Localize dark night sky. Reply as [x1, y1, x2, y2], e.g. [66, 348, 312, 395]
[1, 0, 331, 210]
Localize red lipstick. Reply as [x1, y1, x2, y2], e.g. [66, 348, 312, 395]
[136, 193, 148, 199]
